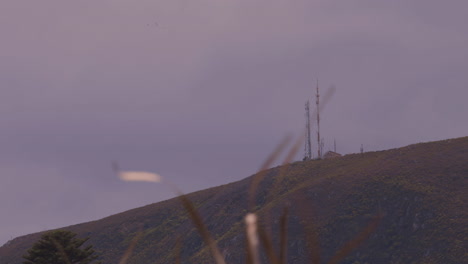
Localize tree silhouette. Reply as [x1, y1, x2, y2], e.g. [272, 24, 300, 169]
[23, 230, 101, 264]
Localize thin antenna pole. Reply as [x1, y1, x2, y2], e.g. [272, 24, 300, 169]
[360, 144, 364, 154]
[304, 100, 312, 160]
[320, 138, 324, 157]
[334, 139, 337, 153]
[316, 80, 321, 159]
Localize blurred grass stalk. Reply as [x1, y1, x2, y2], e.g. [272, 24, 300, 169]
[115, 84, 383, 264]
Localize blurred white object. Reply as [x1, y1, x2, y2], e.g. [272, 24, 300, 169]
[118, 171, 162, 183]
[245, 213, 260, 264]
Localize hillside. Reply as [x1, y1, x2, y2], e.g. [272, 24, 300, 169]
[1, 137, 467, 263]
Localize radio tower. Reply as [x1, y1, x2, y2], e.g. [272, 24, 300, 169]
[304, 100, 312, 160]
[316, 80, 321, 159]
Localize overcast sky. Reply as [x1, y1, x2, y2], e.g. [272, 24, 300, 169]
[1, 0, 467, 245]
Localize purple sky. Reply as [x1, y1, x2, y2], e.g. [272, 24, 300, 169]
[1, 0, 467, 245]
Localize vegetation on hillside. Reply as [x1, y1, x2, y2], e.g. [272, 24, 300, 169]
[0, 137, 467, 263]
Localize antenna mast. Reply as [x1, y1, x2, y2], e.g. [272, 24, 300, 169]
[304, 100, 312, 160]
[316, 80, 321, 159]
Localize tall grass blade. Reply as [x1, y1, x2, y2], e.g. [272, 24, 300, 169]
[245, 213, 261, 264]
[249, 135, 291, 211]
[118, 231, 143, 264]
[327, 213, 383, 264]
[278, 134, 304, 177]
[178, 193, 226, 264]
[279, 207, 289, 264]
[309, 85, 336, 128]
[175, 236, 182, 264]
[294, 193, 321, 264]
[260, 135, 301, 251]
[257, 223, 280, 264]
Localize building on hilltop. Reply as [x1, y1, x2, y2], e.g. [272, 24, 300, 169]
[323, 151, 342, 159]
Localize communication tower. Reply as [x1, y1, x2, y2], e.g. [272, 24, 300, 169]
[304, 100, 312, 160]
[316, 81, 321, 158]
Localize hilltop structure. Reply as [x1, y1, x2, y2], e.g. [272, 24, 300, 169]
[323, 151, 342, 159]
[304, 80, 333, 160]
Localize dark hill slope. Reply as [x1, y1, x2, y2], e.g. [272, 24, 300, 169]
[1, 137, 467, 263]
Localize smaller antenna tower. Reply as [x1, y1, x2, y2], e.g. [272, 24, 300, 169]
[320, 138, 325, 157]
[334, 139, 337, 153]
[316, 80, 321, 159]
[304, 100, 312, 160]
[360, 144, 364, 154]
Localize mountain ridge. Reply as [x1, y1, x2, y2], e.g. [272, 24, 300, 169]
[1, 136, 467, 263]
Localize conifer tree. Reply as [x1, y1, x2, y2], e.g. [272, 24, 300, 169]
[23, 230, 101, 264]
